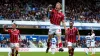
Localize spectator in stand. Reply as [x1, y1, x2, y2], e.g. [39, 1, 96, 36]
[0, 0, 100, 23]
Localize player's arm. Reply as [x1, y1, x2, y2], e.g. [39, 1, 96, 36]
[91, 27, 95, 39]
[77, 30, 80, 41]
[18, 31, 21, 41]
[47, 4, 52, 12]
[3, 25, 9, 32]
[91, 27, 94, 32]
[62, 20, 67, 30]
[61, 14, 67, 31]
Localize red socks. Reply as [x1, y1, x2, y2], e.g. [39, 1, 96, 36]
[58, 42, 62, 48]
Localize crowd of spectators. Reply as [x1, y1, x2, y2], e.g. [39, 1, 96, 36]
[0, 37, 100, 48]
[0, 0, 100, 23]
[0, 0, 48, 21]
[0, 39, 30, 48]
[65, 0, 100, 23]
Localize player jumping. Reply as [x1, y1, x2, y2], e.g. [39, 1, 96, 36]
[3, 23, 20, 56]
[65, 21, 80, 56]
[46, 2, 66, 53]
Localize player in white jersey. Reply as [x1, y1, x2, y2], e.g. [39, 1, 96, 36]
[51, 37, 57, 54]
[90, 28, 95, 56]
[85, 27, 95, 56]
[85, 33, 91, 56]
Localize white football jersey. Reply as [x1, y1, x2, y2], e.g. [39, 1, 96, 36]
[51, 38, 57, 45]
[85, 35, 91, 44]
[91, 33, 95, 42]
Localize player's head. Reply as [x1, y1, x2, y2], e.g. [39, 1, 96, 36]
[55, 2, 62, 11]
[88, 33, 90, 35]
[12, 23, 17, 29]
[69, 21, 74, 27]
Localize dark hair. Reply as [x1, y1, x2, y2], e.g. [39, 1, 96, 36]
[13, 23, 17, 26]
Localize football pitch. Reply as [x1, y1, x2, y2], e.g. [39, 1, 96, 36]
[0, 52, 100, 56]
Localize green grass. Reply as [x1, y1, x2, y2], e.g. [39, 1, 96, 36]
[0, 52, 100, 56]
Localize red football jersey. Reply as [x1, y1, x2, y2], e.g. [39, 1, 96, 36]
[8, 29, 20, 43]
[50, 9, 64, 25]
[65, 27, 78, 43]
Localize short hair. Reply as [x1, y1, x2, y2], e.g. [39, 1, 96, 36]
[13, 23, 17, 26]
[56, 2, 62, 8]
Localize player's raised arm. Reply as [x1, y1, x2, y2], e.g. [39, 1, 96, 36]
[47, 4, 53, 12]
[91, 27, 95, 39]
[3, 25, 9, 32]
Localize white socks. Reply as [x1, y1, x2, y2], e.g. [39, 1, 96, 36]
[92, 48, 95, 54]
[8, 51, 12, 56]
[51, 48, 56, 54]
[85, 48, 95, 55]
[85, 48, 89, 55]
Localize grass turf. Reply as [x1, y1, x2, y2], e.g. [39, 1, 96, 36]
[0, 52, 100, 56]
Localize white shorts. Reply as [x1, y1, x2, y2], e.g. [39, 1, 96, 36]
[10, 43, 19, 48]
[91, 41, 95, 47]
[67, 42, 76, 48]
[51, 44, 56, 48]
[48, 24, 61, 35]
[86, 42, 91, 47]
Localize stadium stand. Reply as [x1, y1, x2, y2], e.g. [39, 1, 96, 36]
[0, 0, 100, 23]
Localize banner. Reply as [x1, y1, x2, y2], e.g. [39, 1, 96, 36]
[0, 24, 100, 30]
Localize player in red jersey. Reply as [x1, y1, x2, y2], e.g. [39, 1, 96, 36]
[65, 21, 80, 56]
[46, 2, 66, 53]
[3, 23, 20, 56]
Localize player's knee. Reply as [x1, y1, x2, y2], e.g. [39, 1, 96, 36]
[68, 46, 72, 50]
[15, 47, 19, 51]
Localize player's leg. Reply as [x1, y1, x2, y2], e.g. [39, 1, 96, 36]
[56, 29, 62, 49]
[8, 49, 12, 56]
[51, 44, 56, 54]
[71, 43, 76, 56]
[10, 43, 15, 56]
[46, 34, 53, 53]
[46, 28, 55, 53]
[91, 42, 95, 56]
[51, 45, 56, 54]
[51, 48, 55, 54]
[68, 42, 72, 56]
[85, 43, 90, 55]
[85, 48, 89, 55]
[15, 43, 20, 56]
